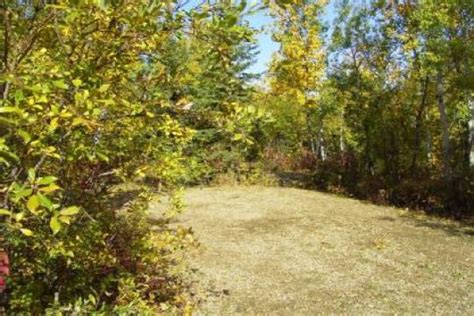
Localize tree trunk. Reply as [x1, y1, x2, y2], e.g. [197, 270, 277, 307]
[306, 115, 317, 156]
[339, 125, 345, 153]
[426, 122, 433, 163]
[410, 76, 429, 174]
[435, 72, 453, 182]
[304, 108, 320, 157]
[469, 96, 474, 167]
[316, 125, 326, 161]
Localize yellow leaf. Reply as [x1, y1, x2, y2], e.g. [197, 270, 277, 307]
[50, 216, 61, 234]
[72, 117, 86, 127]
[60, 206, 80, 216]
[49, 118, 59, 132]
[20, 228, 33, 236]
[39, 183, 61, 193]
[233, 133, 243, 141]
[72, 79, 82, 87]
[59, 215, 71, 224]
[27, 195, 40, 212]
[37, 95, 48, 104]
[99, 84, 110, 93]
[15, 212, 25, 222]
[0, 209, 12, 216]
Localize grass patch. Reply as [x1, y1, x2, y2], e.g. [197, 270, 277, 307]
[149, 186, 474, 314]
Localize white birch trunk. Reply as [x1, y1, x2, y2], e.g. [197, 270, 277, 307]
[469, 96, 474, 167]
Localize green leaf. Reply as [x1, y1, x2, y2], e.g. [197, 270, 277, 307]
[0, 149, 19, 165]
[15, 90, 25, 103]
[60, 206, 80, 216]
[17, 130, 32, 143]
[50, 216, 61, 234]
[27, 195, 40, 212]
[38, 193, 54, 210]
[88, 294, 97, 305]
[0, 106, 23, 115]
[53, 80, 69, 90]
[15, 188, 33, 200]
[96, 152, 109, 162]
[225, 14, 238, 27]
[37, 176, 57, 185]
[28, 168, 36, 182]
[20, 228, 33, 236]
[0, 117, 18, 128]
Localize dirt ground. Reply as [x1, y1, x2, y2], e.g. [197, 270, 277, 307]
[153, 186, 474, 314]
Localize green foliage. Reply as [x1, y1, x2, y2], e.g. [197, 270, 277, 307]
[180, 3, 272, 179]
[262, 0, 473, 216]
[0, 0, 254, 312]
[266, 0, 327, 158]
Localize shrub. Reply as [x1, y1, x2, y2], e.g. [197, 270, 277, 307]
[0, 1, 195, 312]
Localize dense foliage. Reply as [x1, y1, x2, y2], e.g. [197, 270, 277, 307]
[0, 0, 263, 312]
[262, 0, 473, 217]
[1, 0, 473, 313]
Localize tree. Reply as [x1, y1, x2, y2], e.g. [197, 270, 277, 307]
[267, 0, 326, 158]
[263, 0, 473, 215]
[182, 1, 269, 177]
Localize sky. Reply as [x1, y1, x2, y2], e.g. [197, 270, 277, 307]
[245, 9, 279, 75]
[245, 2, 338, 75]
[183, 1, 339, 76]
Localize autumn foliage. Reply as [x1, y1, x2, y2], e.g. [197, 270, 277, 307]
[0, 0, 473, 313]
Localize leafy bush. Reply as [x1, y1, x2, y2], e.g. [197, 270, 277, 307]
[0, 1, 196, 312]
[7, 191, 196, 313]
